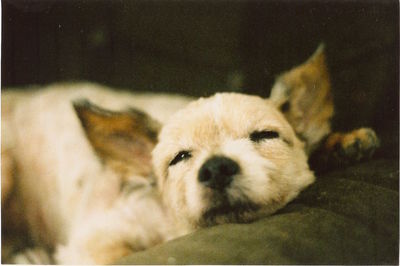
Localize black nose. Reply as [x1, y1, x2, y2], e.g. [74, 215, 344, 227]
[198, 156, 240, 190]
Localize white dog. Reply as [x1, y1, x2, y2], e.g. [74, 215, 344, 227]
[2, 45, 378, 264]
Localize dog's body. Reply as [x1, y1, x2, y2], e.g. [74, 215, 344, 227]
[2, 47, 379, 264]
[2, 83, 192, 264]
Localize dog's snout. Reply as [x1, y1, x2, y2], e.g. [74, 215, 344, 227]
[198, 156, 239, 190]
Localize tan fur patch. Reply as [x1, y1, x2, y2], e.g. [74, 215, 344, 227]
[270, 44, 334, 154]
[74, 100, 160, 177]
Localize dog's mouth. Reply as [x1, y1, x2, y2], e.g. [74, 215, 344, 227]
[198, 196, 261, 227]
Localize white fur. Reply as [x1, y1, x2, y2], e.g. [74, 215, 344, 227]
[3, 83, 315, 264]
[2, 82, 192, 264]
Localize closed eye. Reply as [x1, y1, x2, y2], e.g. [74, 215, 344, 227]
[250, 130, 279, 142]
[169, 150, 192, 166]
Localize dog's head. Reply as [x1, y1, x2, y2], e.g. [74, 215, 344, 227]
[153, 94, 314, 228]
[153, 45, 333, 230]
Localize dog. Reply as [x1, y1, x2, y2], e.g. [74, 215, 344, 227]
[1, 45, 379, 264]
[151, 44, 379, 231]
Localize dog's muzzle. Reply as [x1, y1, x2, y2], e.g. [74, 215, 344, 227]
[198, 156, 240, 190]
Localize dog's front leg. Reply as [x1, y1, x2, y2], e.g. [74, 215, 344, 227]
[55, 214, 136, 264]
[55, 232, 133, 265]
[55, 217, 141, 264]
[55, 194, 173, 265]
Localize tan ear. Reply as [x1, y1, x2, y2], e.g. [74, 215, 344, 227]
[73, 100, 160, 177]
[269, 44, 334, 154]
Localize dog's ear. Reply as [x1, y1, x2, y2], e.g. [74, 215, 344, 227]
[73, 100, 160, 176]
[269, 44, 334, 154]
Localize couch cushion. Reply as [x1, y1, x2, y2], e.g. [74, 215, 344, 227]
[118, 159, 398, 264]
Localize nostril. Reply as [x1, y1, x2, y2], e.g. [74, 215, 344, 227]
[198, 167, 212, 183]
[198, 156, 240, 190]
[220, 160, 239, 177]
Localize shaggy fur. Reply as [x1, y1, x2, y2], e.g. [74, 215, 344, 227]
[2, 83, 191, 264]
[1, 46, 379, 264]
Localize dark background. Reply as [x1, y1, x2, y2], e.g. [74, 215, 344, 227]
[2, 0, 399, 157]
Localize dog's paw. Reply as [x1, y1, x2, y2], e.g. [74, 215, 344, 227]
[310, 128, 380, 172]
[327, 128, 380, 162]
[10, 247, 54, 264]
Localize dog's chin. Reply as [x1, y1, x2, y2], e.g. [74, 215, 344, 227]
[197, 195, 261, 227]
